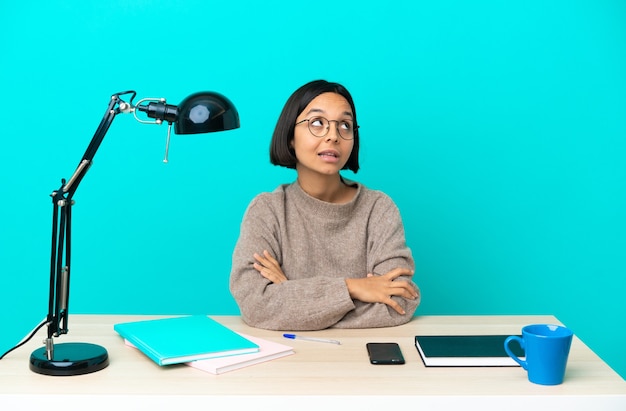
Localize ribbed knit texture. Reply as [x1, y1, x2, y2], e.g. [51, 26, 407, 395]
[229, 180, 420, 330]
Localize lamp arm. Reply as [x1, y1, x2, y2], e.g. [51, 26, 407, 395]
[44, 92, 135, 357]
[64, 91, 136, 197]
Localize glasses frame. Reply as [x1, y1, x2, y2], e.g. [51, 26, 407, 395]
[295, 116, 357, 140]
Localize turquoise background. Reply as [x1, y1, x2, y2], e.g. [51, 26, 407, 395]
[1, 1, 624, 379]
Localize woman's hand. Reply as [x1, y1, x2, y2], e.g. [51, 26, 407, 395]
[345, 268, 418, 315]
[253, 250, 287, 284]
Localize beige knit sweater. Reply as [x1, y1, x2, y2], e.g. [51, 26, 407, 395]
[229, 180, 420, 330]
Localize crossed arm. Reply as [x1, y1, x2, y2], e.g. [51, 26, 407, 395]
[253, 250, 419, 315]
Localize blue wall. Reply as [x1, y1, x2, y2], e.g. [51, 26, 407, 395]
[1, 1, 624, 379]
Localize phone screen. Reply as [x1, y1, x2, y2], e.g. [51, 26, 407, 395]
[366, 342, 405, 365]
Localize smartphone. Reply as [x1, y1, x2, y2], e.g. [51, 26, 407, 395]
[366, 342, 405, 365]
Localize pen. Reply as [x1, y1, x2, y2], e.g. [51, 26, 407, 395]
[283, 333, 341, 345]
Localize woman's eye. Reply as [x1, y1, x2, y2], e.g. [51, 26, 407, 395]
[340, 121, 352, 131]
[310, 118, 325, 127]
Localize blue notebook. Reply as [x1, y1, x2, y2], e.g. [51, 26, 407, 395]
[114, 315, 259, 366]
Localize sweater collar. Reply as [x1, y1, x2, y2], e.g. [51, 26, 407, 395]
[288, 179, 362, 219]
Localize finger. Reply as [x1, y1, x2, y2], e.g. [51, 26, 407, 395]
[262, 250, 282, 270]
[254, 263, 282, 284]
[253, 253, 267, 265]
[263, 250, 278, 263]
[389, 280, 418, 298]
[254, 250, 279, 271]
[253, 254, 278, 275]
[253, 262, 271, 277]
[385, 297, 406, 315]
[387, 288, 416, 301]
[385, 267, 414, 280]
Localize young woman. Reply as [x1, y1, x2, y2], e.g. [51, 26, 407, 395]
[229, 80, 420, 330]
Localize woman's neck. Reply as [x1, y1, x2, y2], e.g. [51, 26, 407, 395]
[296, 172, 355, 204]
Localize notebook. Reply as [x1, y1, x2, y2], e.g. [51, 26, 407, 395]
[414, 335, 524, 367]
[185, 333, 294, 374]
[114, 315, 259, 366]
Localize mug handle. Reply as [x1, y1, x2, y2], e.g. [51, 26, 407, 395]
[504, 335, 527, 370]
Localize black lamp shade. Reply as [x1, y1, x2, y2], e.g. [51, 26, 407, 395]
[174, 92, 240, 134]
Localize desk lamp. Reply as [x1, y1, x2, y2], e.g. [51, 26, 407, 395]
[28, 90, 240, 376]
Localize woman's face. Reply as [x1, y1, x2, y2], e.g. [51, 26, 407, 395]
[291, 92, 355, 176]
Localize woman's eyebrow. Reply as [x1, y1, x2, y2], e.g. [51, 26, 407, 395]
[304, 107, 325, 116]
[304, 108, 354, 118]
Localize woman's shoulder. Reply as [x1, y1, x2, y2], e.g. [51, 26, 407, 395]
[351, 185, 405, 224]
[245, 183, 291, 211]
[353, 181, 395, 204]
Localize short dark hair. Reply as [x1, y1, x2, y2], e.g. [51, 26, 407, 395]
[269, 80, 360, 173]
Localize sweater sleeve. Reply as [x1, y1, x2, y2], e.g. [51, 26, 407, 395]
[331, 195, 421, 329]
[229, 195, 357, 331]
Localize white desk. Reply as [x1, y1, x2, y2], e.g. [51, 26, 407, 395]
[1, 315, 624, 410]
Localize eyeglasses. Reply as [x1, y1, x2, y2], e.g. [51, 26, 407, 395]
[295, 116, 357, 140]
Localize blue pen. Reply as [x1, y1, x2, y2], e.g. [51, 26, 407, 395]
[283, 333, 341, 345]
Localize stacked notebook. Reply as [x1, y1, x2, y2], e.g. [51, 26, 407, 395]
[114, 315, 293, 373]
[186, 333, 294, 375]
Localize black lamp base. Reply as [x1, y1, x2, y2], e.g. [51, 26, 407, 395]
[30, 342, 109, 376]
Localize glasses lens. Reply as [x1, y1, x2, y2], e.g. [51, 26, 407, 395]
[308, 117, 328, 137]
[337, 120, 354, 140]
